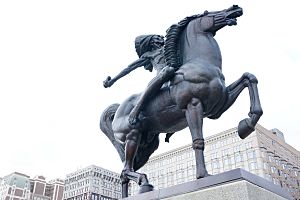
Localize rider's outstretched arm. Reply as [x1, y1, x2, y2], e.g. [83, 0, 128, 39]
[103, 57, 149, 88]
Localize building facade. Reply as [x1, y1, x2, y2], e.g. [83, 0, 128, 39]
[0, 173, 63, 200]
[30, 176, 64, 200]
[0, 172, 31, 200]
[30, 175, 49, 200]
[63, 165, 123, 200]
[45, 179, 64, 200]
[131, 124, 300, 199]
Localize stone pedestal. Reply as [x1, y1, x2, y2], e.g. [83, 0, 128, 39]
[123, 168, 292, 200]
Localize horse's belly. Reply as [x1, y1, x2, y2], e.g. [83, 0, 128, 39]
[144, 105, 187, 133]
[143, 89, 187, 133]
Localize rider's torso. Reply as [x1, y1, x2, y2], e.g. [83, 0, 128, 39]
[146, 48, 165, 73]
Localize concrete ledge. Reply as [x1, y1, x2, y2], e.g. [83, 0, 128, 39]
[123, 168, 292, 200]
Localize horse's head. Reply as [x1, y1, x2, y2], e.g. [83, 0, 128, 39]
[198, 5, 243, 35]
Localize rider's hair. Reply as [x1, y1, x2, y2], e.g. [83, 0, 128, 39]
[164, 14, 204, 69]
[135, 34, 158, 72]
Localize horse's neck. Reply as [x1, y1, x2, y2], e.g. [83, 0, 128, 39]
[181, 27, 222, 67]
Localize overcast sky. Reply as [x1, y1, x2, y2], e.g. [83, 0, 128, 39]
[1, 0, 299, 180]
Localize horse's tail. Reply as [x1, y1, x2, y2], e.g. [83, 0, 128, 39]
[100, 103, 125, 162]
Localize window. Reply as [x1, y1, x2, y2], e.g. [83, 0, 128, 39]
[188, 168, 194, 176]
[233, 136, 239, 143]
[263, 162, 269, 170]
[224, 157, 230, 166]
[211, 151, 218, 159]
[211, 143, 217, 150]
[272, 178, 279, 185]
[235, 154, 243, 162]
[294, 171, 298, 177]
[230, 156, 235, 164]
[247, 150, 256, 159]
[187, 160, 193, 167]
[268, 155, 274, 162]
[245, 141, 252, 149]
[227, 138, 233, 145]
[271, 166, 276, 174]
[222, 149, 229, 156]
[212, 161, 219, 169]
[233, 146, 240, 152]
[249, 162, 257, 170]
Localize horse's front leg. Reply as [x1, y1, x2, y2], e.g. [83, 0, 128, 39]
[213, 72, 263, 139]
[185, 98, 209, 178]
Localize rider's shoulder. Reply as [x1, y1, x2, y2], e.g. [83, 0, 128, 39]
[141, 51, 152, 59]
[142, 49, 161, 58]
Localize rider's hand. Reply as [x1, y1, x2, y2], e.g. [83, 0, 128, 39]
[103, 76, 113, 88]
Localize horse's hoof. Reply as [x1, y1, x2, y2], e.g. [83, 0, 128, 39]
[238, 118, 255, 139]
[196, 169, 209, 179]
[138, 183, 154, 194]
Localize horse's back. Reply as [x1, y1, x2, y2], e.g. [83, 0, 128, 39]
[112, 88, 187, 134]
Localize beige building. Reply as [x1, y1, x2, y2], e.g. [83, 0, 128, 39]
[130, 124, 300, 199]
[63, 165, 123, 200]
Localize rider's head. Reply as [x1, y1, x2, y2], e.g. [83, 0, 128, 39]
[135, 35, 164, 57]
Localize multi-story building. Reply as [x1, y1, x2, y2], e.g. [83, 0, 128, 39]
[45, 179, 64, 200]
[30, 176, 64, 200]
[30, 175, 49, 200]
[63, 165, 123, 200]
[0, 173, 63, 200]
[0, 172, 31, 200]
[130, 124, 300, 199]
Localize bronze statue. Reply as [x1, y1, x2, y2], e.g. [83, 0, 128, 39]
[100, 5, 263, 198]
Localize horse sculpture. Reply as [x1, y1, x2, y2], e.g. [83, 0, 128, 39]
[100, 5, 262, 198]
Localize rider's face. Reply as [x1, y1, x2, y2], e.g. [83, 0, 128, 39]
[151, 35, 164, 50]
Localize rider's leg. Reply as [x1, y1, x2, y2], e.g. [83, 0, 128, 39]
[185, 98, 209, 178]
[129, 66, 175, 125]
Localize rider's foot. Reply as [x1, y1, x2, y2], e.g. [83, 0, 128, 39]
[128, 115, 139, 126]
[128, 109, 139, 125]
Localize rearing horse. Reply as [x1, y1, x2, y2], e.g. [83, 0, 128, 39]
[100, 5, 262, 198]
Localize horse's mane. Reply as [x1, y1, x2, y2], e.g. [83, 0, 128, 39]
[164, 14, 204, 69]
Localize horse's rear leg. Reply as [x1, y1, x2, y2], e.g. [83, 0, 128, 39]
[118, 129, 153, 198]
[185, 98, 209, 179]
[214, 73, 263, 139]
